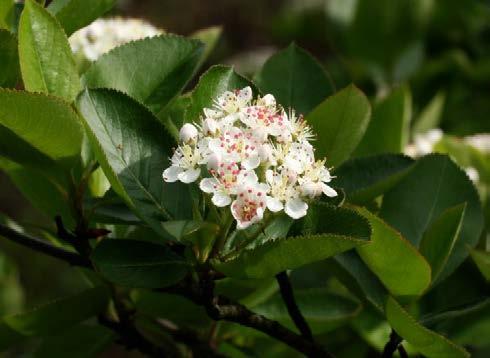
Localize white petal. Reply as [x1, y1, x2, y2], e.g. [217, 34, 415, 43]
[199, 177, 219, 193]
[322, 184, 338, 197]
[261, 94, 276, 107]
[241, 155, 261, 170]
[285, 199, 308, 219]
[212, 192, 232, 207]
[179, 123, 198, 143]
[162, 166, 182, 182]
[238, 86, 252, 104]
[266, 197, 284, 212]
[178, 168, 200, 183]
[240, 170, 258, 185]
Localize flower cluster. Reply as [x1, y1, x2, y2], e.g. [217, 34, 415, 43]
[69, 18, 163, 61]
[163, 87, 337, 229]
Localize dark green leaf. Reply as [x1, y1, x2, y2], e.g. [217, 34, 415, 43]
[380, 154, 484, 283]
[469, 249, 490, 281]
[91, 239, 189, 289]
[3, 286, 109, 336]
[77, 88, 193, 238]
[253, 288, 362, 334]
[385, 296, 470, 358]
[47, 0, 116, 36]
[0, 29, 19, 88]
[356, 207, 431, 298]
[306, 84, 371, 167]
[333, 154, 414, 203]
[185, 65, 255, 123]
[420, 203, 466, 284]
[19, 0, 80, 101]
[354, 85, 411, 156]
[82, 35, 204, 114]
[215, 204, 371, 279]
[35, 324, 115, 358]
[420, 298, 490, 327]
[0, 89, 83, 161]
[254, 43, 334, 115]
[0, 0, 15, 31]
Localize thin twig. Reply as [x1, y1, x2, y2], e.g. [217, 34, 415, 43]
[0, 224, 91, 267]
[382, 330, 403, 358]
[276, 271, 313, 341]
[398, 343, 408, 358]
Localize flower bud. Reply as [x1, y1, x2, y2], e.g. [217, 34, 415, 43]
[179, 123, 198, 143]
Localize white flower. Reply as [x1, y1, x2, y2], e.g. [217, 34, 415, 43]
[298, 159, 337, 198]
[231, 182, 269, 229]
[162, 141, 207, 183]
[179, 123, 198, 143]
[265, 169, 308, 219]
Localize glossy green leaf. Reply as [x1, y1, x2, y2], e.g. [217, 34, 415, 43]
[380, 154, 484, 283]
[253, 288, 362, 334]
[385, 296, 470, 358]
[82, 35, 203, 114]
[215, 204, 371, 279]
[0, 0, 14, 31]
[333, 154, 414, 203]
[48, 0, 116, 36]
[35, 324, 114, 358]
[3, 286, 109, 337]
[413, 91, 445, 134]
[420, 203, 466, 284]
[354, 85, 411, 156]
[18, 0, 80, 101]
[91, 239, 189, 289]
[254, 43, 334, 115]
[0, 30, 19, 88]
[469, 249, 490, 281]
[356, 207, 431, 298]
[77, 88, 193, 238]
[185, 65, 255, 123]
[0, 89, 83, 160]
[306, 84, 371, 167]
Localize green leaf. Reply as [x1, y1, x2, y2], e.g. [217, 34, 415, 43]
[412, 91, 445, 134]
[3, 286, 109, 337]
[214, 204, 371, 279]
[0, 0, 15, 31]
[190, 26, 222, 67]
[35, 324, 114, 358]
[18, 0, 80, 101]
[0, 322, 23, 351]
[306, 84, 371, 167]
[253, 288, 362, 334]
[420, 203, 466, 284]
[0, 89, 83, 160]
[380, 154, 484, 283]
[47, 0, 116, 36]
[354, 85, 411, 156]
[254, 43, 334, 115]
[0, 29, 19, 88]
[333, 154, 414, 203]
[77, 88, 193, 238]
[91, 239, 189, 289]
[82, 35, 204, 114]
[420, 298, 490, 327]
[469, 249, 490, 281]
[385, 296, 470, 358]
[355, 207, 431, 298]
[185, 65, 255, 123]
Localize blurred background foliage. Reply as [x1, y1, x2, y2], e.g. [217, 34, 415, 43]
[1, 0, 489, 356]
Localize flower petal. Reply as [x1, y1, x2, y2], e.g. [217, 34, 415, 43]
[322, 184, 338, 197]
[162, 166, 182, 182]
[241, 155, 261, 170]
[212, 192, 232, 207]
[199, 177, 219, 193]
[266, 197, 284, 212]
[178, 168, 200, 183]
[285, 198, 308, 219]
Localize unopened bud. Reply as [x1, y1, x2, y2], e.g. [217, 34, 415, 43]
[179, 123, 198, 143]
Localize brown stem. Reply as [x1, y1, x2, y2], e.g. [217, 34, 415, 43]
[382, 330, 403, 358]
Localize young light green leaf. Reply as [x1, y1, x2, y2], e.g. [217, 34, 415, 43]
[380, 154, 484, 284]
[215, 205, 371, 279]
[412, 91, 445, 135]
[420, 203, 466, 284]
[333, 154, 414, 203]
[47, 0, 116, 36]
[185, 65, 255, 123]
[77, 88, 193, 238]
[3, 286, 109, 337]
[385, 296, 470, 358]
[19, 0, 80, 101]
[91, 239, 189, 289]
[82, 35, 204, 114]
[0, 30, 19, 88]
[355, 207, 432, 298]
[253, 288, 362, 334]
[354, 85, 411, 156]
[469, 249, 490, 281]
[0, 89, 83, 160]
[306, 84, 371, 167]
[254, 43, 334, 115]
